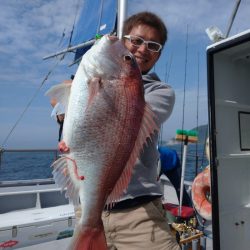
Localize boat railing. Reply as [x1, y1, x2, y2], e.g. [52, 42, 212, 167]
[0, 178, 55, 187]
[0, 178, 68, 213]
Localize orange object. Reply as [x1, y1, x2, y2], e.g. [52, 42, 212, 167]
[175, 134, 198, 143]
[191, 167, 212, 220]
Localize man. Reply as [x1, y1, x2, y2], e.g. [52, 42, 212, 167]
[101, 12, 180, 250]
[57, 11, 179, 250]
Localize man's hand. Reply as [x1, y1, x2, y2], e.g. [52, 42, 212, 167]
[58, 140, 70, 153]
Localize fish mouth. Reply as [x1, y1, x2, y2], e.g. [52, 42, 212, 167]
[123, 54, 138, 68]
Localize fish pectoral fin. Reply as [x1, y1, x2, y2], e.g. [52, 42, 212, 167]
[51, 156, 80, 206]
[86, 77, 102, 110]
[45, 82, 71, 114]
[106, 103, 159, 207]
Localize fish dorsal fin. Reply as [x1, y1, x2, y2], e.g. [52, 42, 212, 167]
[105, 103, 159, 207]
[45, 82, 71, 114]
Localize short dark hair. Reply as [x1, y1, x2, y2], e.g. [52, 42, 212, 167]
[123, 11, 167, 46]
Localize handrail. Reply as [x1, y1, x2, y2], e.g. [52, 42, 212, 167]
[0, 178, 55, 188]
[0, 185, 61, 197]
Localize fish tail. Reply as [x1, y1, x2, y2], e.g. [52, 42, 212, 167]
[68, 224, 107, 250]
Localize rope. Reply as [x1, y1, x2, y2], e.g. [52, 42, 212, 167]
[96, 0, 104, 34]
[225, 0, 241, 38]
[195, 53, 200, 176]
[180, 25, 189, 161]
[68, 0, 81, 47]
[165, 53, 173, 83]
[158, 53, 173, 147]
[58, 28, 66, 47]
[152, 64, 163, 147]
[1, 0, 84, 148]
[68, 0, 105, 67]
[1, 57, 63, 148]
[201, 129, 208, 169]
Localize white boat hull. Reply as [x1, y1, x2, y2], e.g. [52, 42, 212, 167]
[0, 181, 76, 249]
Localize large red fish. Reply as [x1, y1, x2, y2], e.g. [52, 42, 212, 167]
[46, 35, 158, 250]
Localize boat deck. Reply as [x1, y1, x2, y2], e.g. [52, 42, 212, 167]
[18, 227, 213, 250]
[15, 177, 213, 249]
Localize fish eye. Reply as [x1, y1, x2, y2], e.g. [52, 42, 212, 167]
[123, 55, 132, 61]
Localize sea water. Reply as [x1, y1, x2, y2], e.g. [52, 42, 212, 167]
[0, 151, 56, 181]
[0, 144, 209, 182]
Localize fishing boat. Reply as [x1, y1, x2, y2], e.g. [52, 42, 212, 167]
[1, 0, 248, 249]
[0, 156, 210, 250]
[0, 178, 75, 249]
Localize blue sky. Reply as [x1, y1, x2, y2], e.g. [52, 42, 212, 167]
[0, 0, 249, 149]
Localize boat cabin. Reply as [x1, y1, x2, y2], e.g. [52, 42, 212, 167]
[207, 29, 250, 250]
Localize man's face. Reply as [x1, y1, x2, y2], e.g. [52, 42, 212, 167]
[124, 24, 162, 74]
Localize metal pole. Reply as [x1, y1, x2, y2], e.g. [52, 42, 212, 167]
[117, 0, 127, 39]
[179, 139, 188, 216]
[43, 39, 95, 60]
[192, 239, 199, 250]
[200, 236, 207, 250]
[225, 0, 241, 38]
[181, 244, 189, 250]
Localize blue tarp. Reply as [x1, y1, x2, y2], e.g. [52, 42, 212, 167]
[72, 0, 117, 60]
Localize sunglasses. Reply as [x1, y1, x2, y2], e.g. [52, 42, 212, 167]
[123, 35, 162, 52]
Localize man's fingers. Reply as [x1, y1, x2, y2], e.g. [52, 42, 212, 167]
[58, 141, 70, 153]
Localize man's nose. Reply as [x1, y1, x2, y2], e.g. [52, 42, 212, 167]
[137, 43, 148, 52]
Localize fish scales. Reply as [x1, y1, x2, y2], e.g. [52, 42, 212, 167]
[46, 35, 158, 250]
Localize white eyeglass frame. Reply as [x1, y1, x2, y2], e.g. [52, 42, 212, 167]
[123, 35, 162, 52]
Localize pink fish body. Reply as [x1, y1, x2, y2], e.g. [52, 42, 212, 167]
[46, 35, 158, 250]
